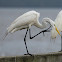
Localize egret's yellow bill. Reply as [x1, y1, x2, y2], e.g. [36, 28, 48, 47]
[55, 25, 61, 36]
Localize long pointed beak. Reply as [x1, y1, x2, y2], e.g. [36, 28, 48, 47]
[55, 25, 61, 36]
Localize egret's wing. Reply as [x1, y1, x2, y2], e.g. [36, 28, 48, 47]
[11, 11, 37, 24]
[11, 11, 30, 24]
[7, 11, 37, 33]
[51, 10, 62, 38]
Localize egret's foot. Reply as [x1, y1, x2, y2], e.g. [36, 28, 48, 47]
[24, 53, 33, 56]
[43, 32, 45, 36]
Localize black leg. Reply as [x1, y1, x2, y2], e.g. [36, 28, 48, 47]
[24, 28, 32, 56]
[24, 26, 51, 55]
[29, 26, 51, 39]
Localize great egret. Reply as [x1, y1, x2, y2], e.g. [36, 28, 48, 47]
[3, 10, 60, 56]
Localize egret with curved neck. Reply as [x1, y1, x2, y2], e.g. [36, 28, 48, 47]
[3, 10, 61, 56]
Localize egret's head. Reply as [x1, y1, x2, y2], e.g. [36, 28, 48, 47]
[43, 17, 61, 36]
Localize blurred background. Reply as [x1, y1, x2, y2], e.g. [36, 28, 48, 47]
[0, 0, 62, 56]
[0, 0, 62, 8]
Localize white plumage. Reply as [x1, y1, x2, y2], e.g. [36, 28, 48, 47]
[3, 10, 61, 39]
[7, 11, 40, 33]
[51, 10, 62, 38]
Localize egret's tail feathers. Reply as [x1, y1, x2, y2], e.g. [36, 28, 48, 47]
[3, 30, 8, 40]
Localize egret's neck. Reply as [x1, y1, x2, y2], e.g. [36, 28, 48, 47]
[34, 18, 53, 29]
[34, 20, 47, 29]
[42, 18, 54, 27]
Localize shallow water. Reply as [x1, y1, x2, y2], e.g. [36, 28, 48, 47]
[0, 8, 61, 56]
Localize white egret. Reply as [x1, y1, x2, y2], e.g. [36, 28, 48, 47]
[3, 10, 60, 56]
